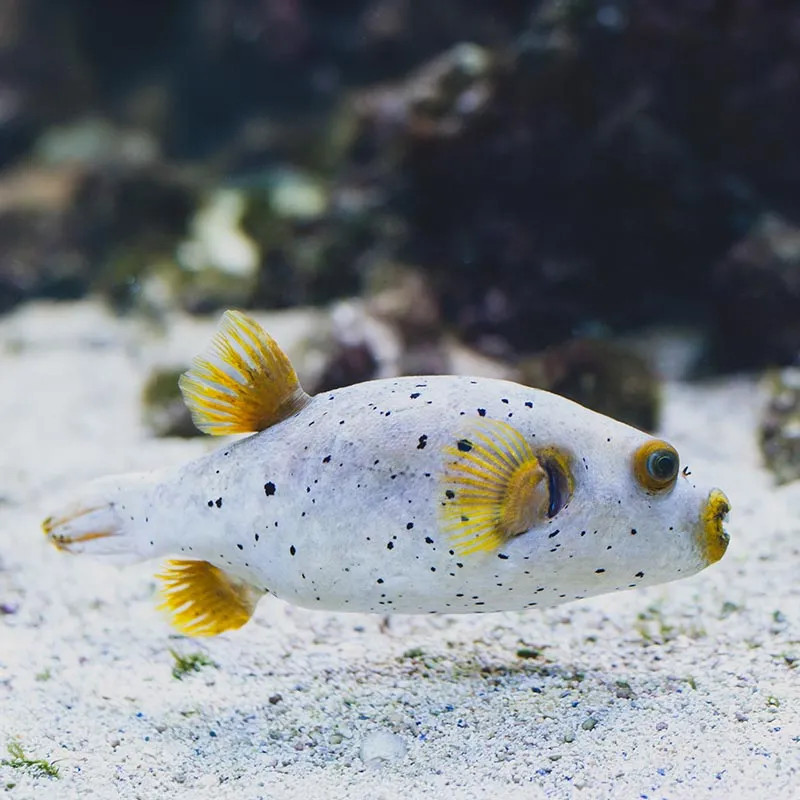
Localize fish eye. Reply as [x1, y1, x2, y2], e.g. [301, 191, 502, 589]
[633, 440, 679, 493]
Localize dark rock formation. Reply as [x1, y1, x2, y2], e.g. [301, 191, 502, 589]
[712, 214, 800, 369]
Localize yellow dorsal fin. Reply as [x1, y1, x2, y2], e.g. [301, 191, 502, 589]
[156, 559, 263, 636]
[439, 419, 552, 555]
[179, 310, 311, 435]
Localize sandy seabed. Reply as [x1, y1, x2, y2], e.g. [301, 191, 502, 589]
[0, 300, 798, 800]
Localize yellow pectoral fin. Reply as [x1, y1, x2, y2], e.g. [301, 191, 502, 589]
[179, 310, 311, 435]
[156, 560, 264, 636]
[439, 419, 552, 555]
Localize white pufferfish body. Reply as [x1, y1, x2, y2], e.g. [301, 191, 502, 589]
[44, 311, 730, 636]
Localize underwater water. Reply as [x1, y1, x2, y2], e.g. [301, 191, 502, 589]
[1, 3, 799, 799]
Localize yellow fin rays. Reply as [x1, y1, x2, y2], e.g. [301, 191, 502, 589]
[179, 310, 311, 435]
[156, 559, 263, 636]
[440, 419, 550, 555]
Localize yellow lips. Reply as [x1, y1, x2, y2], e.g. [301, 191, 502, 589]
[699, 489, 731, 565]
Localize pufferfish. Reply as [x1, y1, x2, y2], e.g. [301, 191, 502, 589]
[43, 311, 730, 636]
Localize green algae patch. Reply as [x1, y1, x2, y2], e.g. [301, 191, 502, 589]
[1, 741, 60, 779]
[169, 649, 217, 680]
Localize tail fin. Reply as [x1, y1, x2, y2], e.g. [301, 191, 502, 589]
[43, 471, 267, 637]
[42, 472, 158, 565]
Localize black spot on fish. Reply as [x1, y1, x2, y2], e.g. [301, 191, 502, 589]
[548, 529, 560, 539]
[339, 420, 345, 425]
[477, 408, 486, 417]
[595, 568, 605, 574]
[290, 545, 296, 556]
[377, 578, 384, 584]
[322, 455, 332, 464]
[207, 500, 213, 508]
[215, 498, 222, 508]
[387, 542, 394, 550]
[264, 481, 276, 496]
[635, 571, 645, 578]
[410, 393, 420, 399]
[425, 536, 434, 544]
[417, 435, 428, 450]
[457, 439, 473, 453]
[254, 533, 259, 542]
[445, 490, 455, 500]
[406, 522, 414, 530]
[236, 544, 243, 550]
[525, 401, 533, 408]
[498, 553, 509, 560]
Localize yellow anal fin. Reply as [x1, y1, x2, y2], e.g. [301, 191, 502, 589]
[179, 309, 311, 435]
[156, 559, 263, 636]
[440, 419, 551, 555]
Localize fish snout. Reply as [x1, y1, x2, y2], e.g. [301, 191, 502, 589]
[697, 489, 730, 565]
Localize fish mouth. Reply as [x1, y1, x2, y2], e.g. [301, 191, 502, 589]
[699, 489, 730, 565]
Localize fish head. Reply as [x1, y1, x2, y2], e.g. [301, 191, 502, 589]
[528, 410, 731, 596]
[440, 392, 730, 603]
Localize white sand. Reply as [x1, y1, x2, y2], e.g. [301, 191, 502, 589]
[1, 300, 798, 800]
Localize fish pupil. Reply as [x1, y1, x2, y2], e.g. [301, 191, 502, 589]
[648, 451, 677, 482]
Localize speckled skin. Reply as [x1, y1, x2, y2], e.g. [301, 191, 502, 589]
[86, 375, 719, 615]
